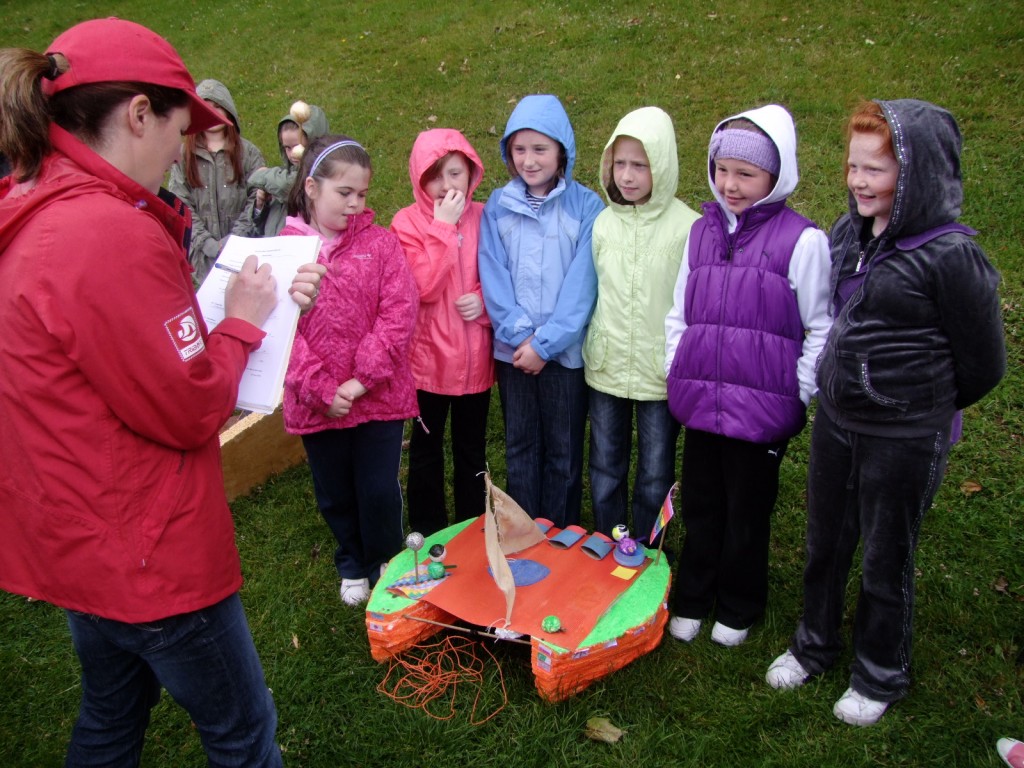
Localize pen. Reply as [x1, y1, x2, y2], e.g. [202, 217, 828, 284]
[214, 262, 240, 274]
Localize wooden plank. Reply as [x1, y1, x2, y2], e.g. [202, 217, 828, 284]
[219, 408, 306, 502]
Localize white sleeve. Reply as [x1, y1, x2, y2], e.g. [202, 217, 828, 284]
[788, 227, 833, 404]
[664, 232, 692, 377]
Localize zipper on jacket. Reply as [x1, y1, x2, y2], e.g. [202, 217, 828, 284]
[456, 220, 473, 386]
[855, 250, 865, 272]
[624, 207, 640, 398]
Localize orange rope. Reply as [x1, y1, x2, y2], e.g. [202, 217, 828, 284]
[376, 635, 508, 724]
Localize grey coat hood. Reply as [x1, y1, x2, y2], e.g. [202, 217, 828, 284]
[852, 99, 963, 240]
[196, 79, 241, 133]
[276, 105, 329, 165]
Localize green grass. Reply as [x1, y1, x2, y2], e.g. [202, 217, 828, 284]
[1, 1, 1022, 766]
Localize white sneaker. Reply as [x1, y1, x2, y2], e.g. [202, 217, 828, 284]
[765, 650, 810, 689]
[668, 616, 702, 642]
[340, 578, 370, 606]
[710, 621, 749, 647]
[833, 687, 889, 726]
[997, 737, 1024, 768]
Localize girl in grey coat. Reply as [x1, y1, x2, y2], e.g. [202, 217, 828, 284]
[168, 78, 264, 281]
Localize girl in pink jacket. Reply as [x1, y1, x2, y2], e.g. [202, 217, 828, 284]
[282, 135, 419, 606]
[391, 129, 495, 537]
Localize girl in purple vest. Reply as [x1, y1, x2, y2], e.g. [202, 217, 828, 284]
[664, 105, 832, 647]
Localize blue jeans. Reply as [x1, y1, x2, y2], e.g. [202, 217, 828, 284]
[588, 389, 679, 544]
[64, 593, 280, 768]
[302, 420, 405, 584]
[789, 407, 951, 702]
[496, 361, 587, 528]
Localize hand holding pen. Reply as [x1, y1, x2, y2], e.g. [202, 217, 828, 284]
[223, 254, 277, 329]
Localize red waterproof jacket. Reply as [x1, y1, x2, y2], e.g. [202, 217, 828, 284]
[0, 126, 264, 622]
[390, 129, 494, 396]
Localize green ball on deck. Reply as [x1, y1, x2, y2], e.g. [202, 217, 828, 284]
[427, 562, 446, 580]
[541, 615, 562, 633]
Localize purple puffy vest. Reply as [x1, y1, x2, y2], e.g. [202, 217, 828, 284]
[667, 200, 813, 443]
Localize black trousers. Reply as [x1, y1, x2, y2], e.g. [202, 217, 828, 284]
[789, 407, 951, 702]
[672, 428, 788, 629]
[406, 389, 491, 537]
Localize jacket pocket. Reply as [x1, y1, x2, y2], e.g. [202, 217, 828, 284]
[828, 350, 910, 419]
[583, 325, 607, 371]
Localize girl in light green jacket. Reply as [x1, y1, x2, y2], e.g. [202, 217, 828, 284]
[583, 106, 699, 544]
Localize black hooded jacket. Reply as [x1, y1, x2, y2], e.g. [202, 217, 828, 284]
[816, 99, 1005, 438]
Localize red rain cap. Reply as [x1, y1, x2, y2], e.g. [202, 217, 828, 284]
[42, 18, 225, 135]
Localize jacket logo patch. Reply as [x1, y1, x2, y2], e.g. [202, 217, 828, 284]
[165, 309, 205, 361]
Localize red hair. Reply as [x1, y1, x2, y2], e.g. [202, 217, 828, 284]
[844, 100, 894, 174]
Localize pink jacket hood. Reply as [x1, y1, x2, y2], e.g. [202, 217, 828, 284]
[408, 128, 485, 219]
[391, 129, 494, 396]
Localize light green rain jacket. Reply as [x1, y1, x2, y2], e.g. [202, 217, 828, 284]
[583, 107, 700, 400]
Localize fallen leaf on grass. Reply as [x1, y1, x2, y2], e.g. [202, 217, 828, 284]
[585, 716, 624, 743]
[975, 693, 987, 711]
[960, 480, 983, 494]
[291, 633, 300, 650]
[993, 575, 1010, 594]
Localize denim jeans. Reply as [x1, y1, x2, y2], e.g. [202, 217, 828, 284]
[302, 420, 406, 584]
[789, 407, 950, 702]
[64, 593, 279, 768]
[588, 389, 679, 544]
[407, 389, 491, 537]
[496, 360, 587, 528]
[671, 428, 788, 629]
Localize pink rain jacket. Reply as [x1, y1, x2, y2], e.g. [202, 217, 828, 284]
[281, 212, 419, 432]
[390, 129, 494, 396]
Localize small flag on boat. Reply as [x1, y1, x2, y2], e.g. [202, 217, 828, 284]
[650, 484, 677, 543]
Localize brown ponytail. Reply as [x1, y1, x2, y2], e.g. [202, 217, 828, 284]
[1, 46, 190, 183]
[0, 48, 65, 182]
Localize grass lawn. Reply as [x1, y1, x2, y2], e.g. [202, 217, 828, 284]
[1, 1, 1021, 766]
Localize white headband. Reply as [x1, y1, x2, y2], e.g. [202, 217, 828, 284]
[307, 140, 365, 178]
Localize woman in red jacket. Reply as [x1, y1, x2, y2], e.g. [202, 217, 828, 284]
[0, 19, 322, 767]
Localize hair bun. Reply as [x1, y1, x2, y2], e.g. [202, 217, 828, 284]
[290, 101, 311, 124]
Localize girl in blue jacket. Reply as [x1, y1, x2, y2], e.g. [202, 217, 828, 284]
[479, 95, 604, 527]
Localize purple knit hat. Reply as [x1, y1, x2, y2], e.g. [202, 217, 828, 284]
[709, 128, 780, 176]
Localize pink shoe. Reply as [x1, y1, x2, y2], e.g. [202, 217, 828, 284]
[998, 738, 1024, 768]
